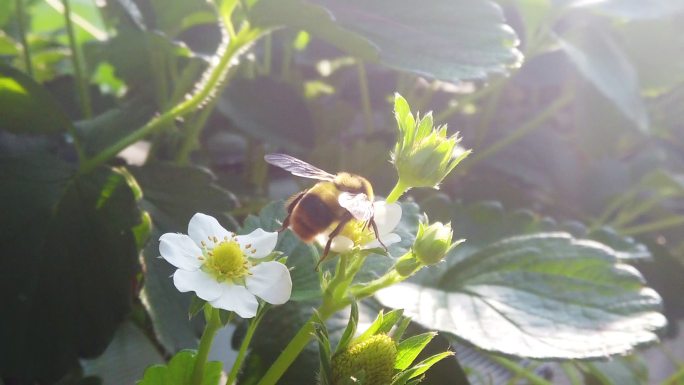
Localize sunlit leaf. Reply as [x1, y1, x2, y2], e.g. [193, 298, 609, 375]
[560, 27, 649, 133]
[138, 350, 222, 385]
[376, 232, 666, 359]
[250, 0, 522, 82]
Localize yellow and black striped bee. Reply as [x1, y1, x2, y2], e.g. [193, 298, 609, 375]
[264, 153, 386, 268]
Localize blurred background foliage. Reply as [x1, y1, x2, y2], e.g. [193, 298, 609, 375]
[1, 0, 684, 384]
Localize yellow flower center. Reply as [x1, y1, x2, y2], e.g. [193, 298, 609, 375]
[339, 220, 375, 246]
[203, 240, 249, 281]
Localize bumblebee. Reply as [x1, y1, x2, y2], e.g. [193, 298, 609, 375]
[264, 153, 386, 268]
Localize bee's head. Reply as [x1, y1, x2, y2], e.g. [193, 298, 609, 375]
[334, 172, 374, 200]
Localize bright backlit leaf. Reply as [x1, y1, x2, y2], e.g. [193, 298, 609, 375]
[250, 0, 522, 82]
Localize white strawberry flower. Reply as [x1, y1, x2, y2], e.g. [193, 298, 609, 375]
[159, 213, 291, 319]
[316, 201, 402, 253]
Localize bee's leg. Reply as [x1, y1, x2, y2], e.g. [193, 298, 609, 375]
[280, 191, 306, 232]
[370, 217, 389, 253]
[315, 213, 353, 271]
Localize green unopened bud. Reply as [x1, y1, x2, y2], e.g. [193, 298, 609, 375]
[331, 334, 397, 385]
[413, 221, 459, 265]
[391, 93, 471, 189]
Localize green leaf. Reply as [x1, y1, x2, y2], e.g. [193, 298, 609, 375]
[132, 163, 238, 353]
[394, 332, 437, 371]
[137, 350, 222, 385]
[217, 76, 316, 152]
[377, 309, 404, 334]
[560, 27, 648, 133]
[376, 233, 666, 359]
[75, 99, 155, 157]
[0, 154, 142, 382]
[251, 0, 522, 82]
[0, 64, 73, 134]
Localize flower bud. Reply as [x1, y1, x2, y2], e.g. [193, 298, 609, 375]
[331, 334, 397, 385]
[413, 221, 459, 265]
[391, 93, 470, 189]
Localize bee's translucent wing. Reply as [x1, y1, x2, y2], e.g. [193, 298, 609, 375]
[338, 192, 374, 222]
[264, 153, 336, 181]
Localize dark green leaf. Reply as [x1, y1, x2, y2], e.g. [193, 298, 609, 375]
[0, 154, 142, 382]
[75, 100, 155, 157]
[137, 350, 222, 385]
[251, 0, 522, 82]
[0, 64, 73, 134]
[376, 233, 666, 359]
[395, 332, 437, 371]
[217, 76, 316, 151]
[132, 163, 238, 353]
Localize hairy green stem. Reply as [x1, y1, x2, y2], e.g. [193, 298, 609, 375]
[357, 61, 375, 134]
[78, 26, 260, 175]
[16, 0, 33, 77]
[191, 307, 223, 385]
[226, 311, 264, 385]
[255, 304, 333, 385]
[350, 270, 401, 300]
[62, 0, 92, 118]
[460, 90, 573, 174]
[386, 179, 409, 203]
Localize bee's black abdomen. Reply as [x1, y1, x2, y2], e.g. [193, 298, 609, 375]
[291, 193, 335, 241]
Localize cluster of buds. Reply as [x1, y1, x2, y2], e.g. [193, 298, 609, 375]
[391, 93, 470, 190]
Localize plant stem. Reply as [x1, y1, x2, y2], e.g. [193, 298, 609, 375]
[460, 90, 573, 174]
[16, 0, 33, 77]
[226, 311, 264, 385]
[350, 270, 401, 299]
[386, 179, 409, 203]
[78, 26, 260, 175]
[191, 307, 223, 385]
[620, 215, 684, 236]
[357, 61, 375, 134]
[62, 0, 92, 118]
[255, 307, 332, 385]
[489, 356, 554, 385]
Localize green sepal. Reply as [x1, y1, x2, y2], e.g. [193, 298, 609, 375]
[390, 317, 412, 342]
[394, 332, 437, 370]
[335, 301, 359, 355]
[377, 309, 404, 334]
[189, 297, 207, 319]
[312, 310, 332, 385]
[391, 351, 453, 385]
[218, 309, 233, 326]
[353, 310, 384, 345]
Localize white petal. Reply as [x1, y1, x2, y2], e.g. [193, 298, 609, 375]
[173, 269, 223, 301]
[246, 262, 292, 305]
[330, 236, 355, 253]
[210, 283, 259, 318]
[159, 233, 203, 270]
[236, 228, 278, 259]
[188, 213, 233, 248]
[363, 233, 401, 250]
[373, 202, 402, 235]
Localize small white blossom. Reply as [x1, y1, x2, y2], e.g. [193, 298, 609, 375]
[316, 201, 402, 253]
[159, 213, 291, 318]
